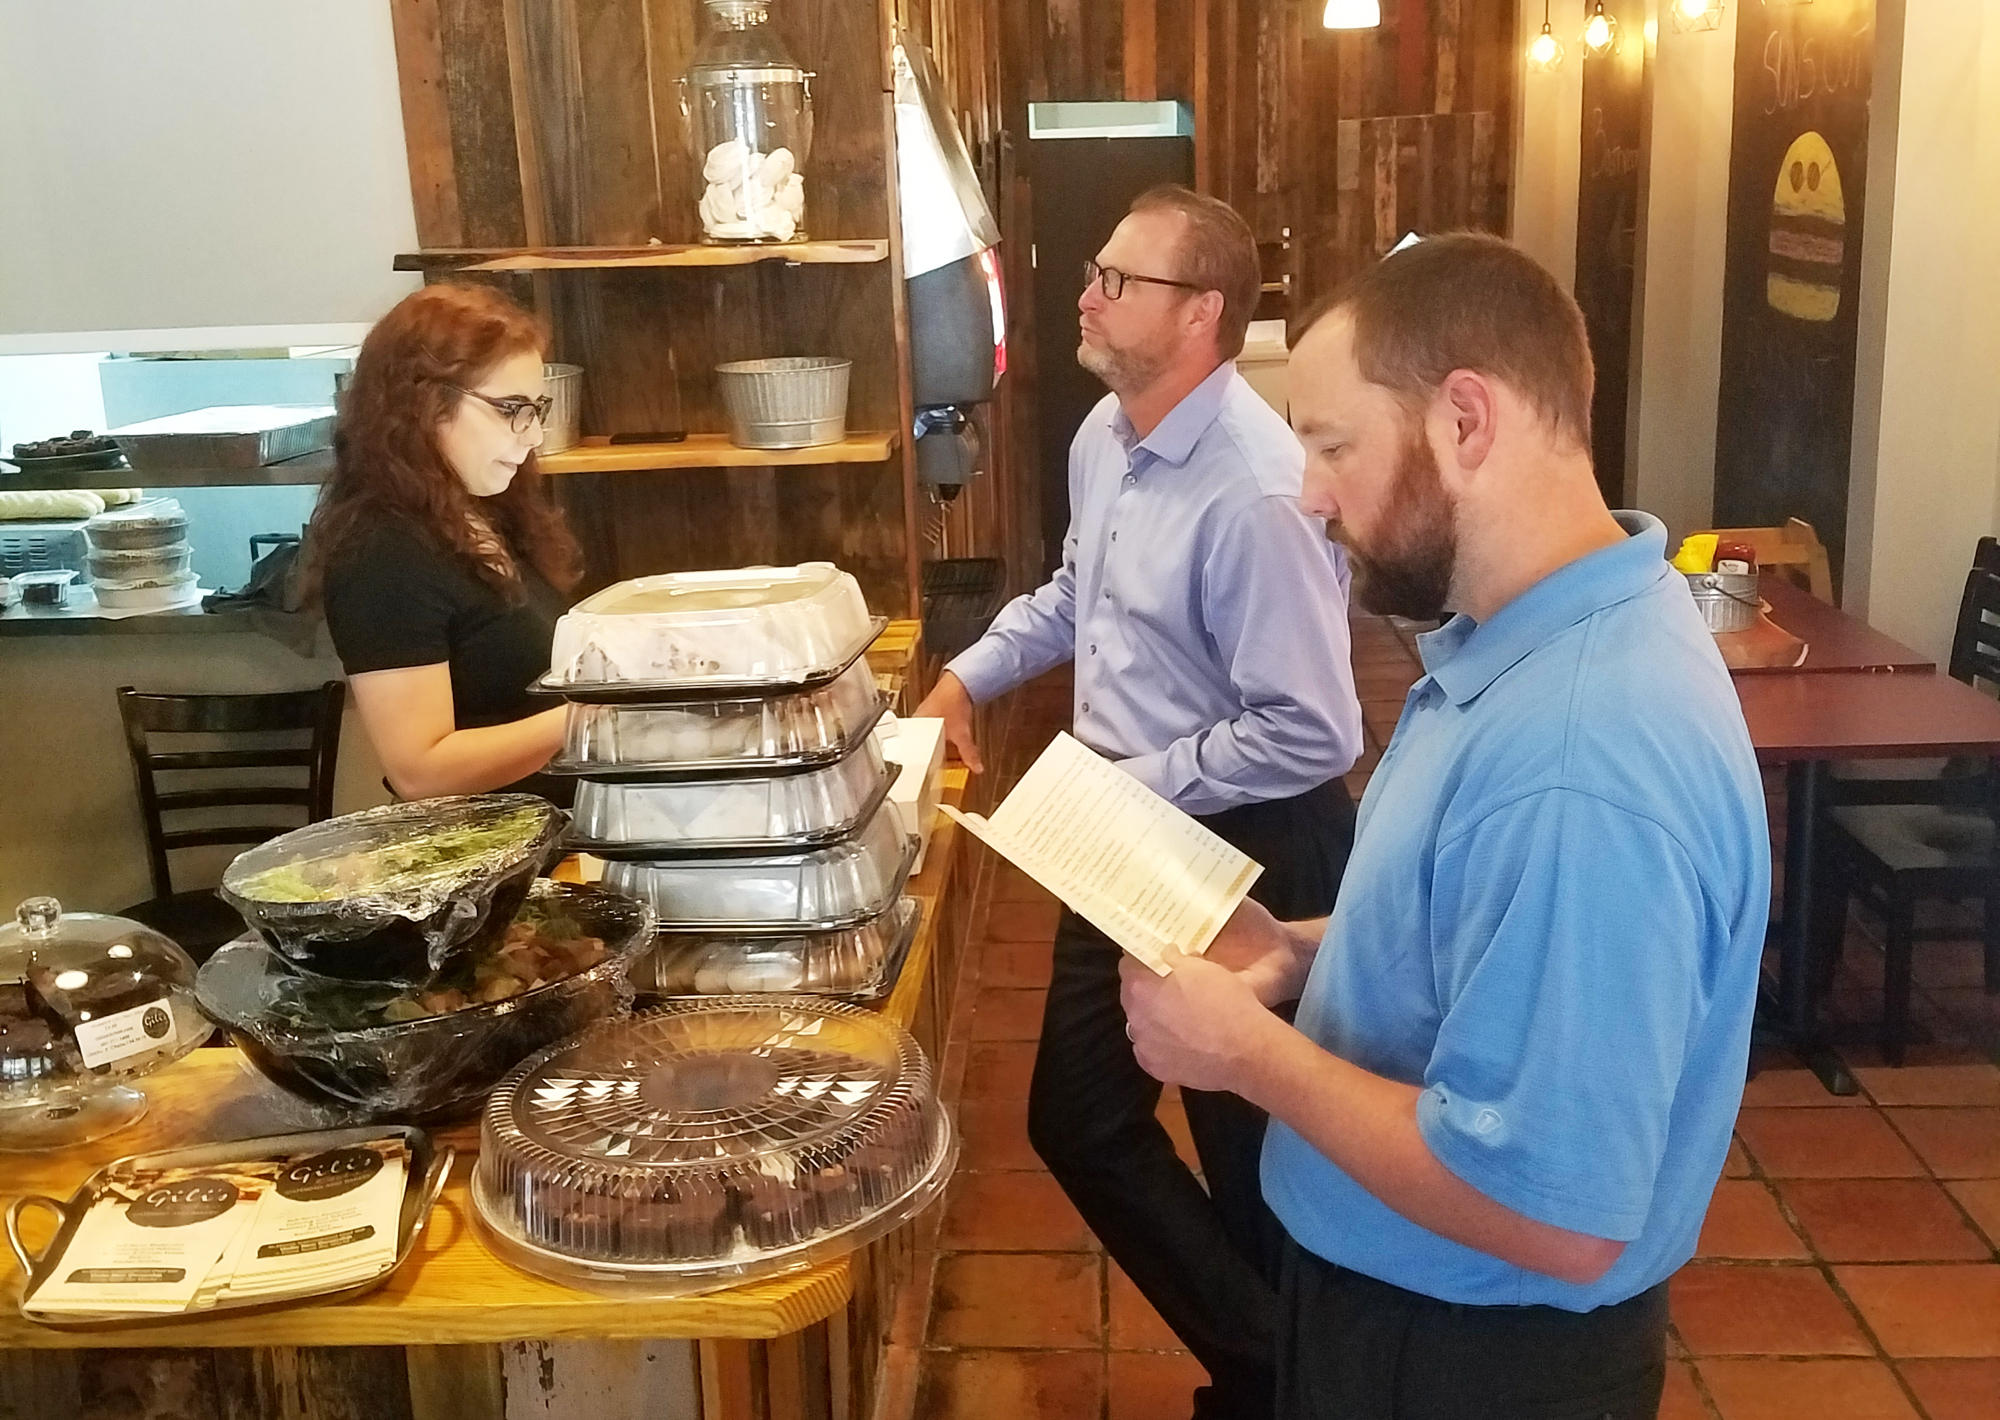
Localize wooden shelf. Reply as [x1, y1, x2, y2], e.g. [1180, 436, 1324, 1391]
[394, 241, 890, 274]
[538, 432, 898, 475]
[0, 449, 333, 491]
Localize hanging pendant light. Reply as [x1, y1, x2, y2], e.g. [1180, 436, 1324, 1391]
[1528, 0, 1564, 71]
[1670, 0, 1725, 29]
[1581, 0, 1620, 56]
[1322, 0, 1382, 28]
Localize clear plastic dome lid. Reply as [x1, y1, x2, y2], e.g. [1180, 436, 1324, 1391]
[471, 999, 953, 1294]
[0, 897, 209, 1099]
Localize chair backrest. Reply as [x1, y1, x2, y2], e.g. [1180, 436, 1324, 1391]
[1698, 519, 1835, 601]
[1950, 537, 2000, 694]
[116, 682, 346, 899]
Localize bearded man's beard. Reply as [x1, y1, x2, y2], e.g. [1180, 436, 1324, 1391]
[1345, 424, 1458, 622]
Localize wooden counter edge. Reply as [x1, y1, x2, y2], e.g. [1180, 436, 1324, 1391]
[0, 776, 971, 1351]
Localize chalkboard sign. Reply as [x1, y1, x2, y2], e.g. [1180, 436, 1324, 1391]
[1713, 0, 1875, 588]
[1574, 0, 1647, 504]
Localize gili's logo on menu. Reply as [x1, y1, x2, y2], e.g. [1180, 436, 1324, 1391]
[276, 1147, 384, 1203]
[127, 1177, 240, 1229]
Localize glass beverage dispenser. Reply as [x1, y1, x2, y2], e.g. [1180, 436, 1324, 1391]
[680, 0, 813, 243]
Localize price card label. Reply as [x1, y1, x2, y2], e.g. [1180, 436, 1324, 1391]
[73, 997, 177, 1070]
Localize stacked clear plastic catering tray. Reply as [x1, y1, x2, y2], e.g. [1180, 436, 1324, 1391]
[471, 999, 955, 1295]
[535, 564, 920, 1002]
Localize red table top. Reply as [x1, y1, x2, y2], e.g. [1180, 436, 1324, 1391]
[1737, 669, 2000, 763]
[1749, 577, 1937, 675]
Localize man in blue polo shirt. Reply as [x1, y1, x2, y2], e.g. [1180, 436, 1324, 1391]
[1121, 233, 1769, 1419]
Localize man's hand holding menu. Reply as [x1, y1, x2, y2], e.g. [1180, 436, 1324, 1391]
[941, 732, 1265, 975]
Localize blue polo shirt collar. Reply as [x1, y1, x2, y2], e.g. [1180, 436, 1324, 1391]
[1421, 511, 1673, 707]
[1111, 360, 1235, 470]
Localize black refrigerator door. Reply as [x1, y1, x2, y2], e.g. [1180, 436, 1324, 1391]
[1028, 134, 1195, 576]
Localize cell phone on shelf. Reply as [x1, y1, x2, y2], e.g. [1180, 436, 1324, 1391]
[607, 431, 687, 444]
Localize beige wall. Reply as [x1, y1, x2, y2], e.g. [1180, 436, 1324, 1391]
[1844, 0, 2000, 664]
[1626, 5, 1737, 541]
[1511, 0, 1586, 291]
[0, 630, 389, 918]
[1515, 0, 2000, 662]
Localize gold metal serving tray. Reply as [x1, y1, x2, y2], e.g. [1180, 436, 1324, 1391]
[5, 1125, 452, 1330]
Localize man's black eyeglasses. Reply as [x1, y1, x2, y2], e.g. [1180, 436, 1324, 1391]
[1084, 259, 1206, 301]
[448, 384, 553, 435]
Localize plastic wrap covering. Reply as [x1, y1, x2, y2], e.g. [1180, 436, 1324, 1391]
[602, 802, 915, 931]
[547, 657, 886, 779]
[220, 796, 567, 982]
[470, 999, 954, 1295]
[543, 564, 876, 695]
[568, 740, 896, 856]
[636, 898, 920, 1000]
[194, 882, 652, 1123]
[0, 898, 211, 1149]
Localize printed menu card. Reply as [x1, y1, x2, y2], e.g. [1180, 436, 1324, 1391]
[941, 732, 1263, 974]
[25, 1138, 408, 1319]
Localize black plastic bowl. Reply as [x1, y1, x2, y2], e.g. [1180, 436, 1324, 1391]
[195, 880, 652, 1123]
[219, 794, 567, 983]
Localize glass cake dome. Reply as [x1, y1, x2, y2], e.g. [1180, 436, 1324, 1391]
[471, 998, 953, 1295]
[0, 897, 211, 1150]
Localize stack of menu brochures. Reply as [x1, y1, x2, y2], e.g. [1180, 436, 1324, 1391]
[26, 1138, 407, 1318]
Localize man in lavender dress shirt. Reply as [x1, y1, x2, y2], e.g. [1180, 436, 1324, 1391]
[915, 186, 1363, 1419]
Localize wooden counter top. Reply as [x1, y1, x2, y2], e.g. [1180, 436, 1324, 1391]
[0, 776, 966, 1350]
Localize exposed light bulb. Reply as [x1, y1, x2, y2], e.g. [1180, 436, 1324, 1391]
[1322, 0, 1382, 29]
[1668, 0, 1724, 33]
[1582, 3, 1618, 55]
[1528, 23, 1564, 70]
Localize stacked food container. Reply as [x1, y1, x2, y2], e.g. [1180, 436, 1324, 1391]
[84, 498, 197, 612]
[536, 563, 922, 1002]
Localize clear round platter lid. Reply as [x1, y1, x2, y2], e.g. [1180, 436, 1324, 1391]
[0, 897, 211, 1148]
[471, 998, 954, 1295]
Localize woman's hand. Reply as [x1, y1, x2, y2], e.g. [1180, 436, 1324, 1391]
[348, 663, 566, 798]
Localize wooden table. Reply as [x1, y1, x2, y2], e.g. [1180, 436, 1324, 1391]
[0, 776, 969, 1420]
[1753, 576, 1938, 674]
[1735, 665, 2000, 1092]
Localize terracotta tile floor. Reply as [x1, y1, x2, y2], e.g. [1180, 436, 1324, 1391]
[917, 613, 2000, 1419]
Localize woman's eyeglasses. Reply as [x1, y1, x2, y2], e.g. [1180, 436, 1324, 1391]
[1083, 259, 1205, 301]
[448, 384, 554, 435]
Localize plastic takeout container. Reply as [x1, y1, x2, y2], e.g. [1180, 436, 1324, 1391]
[547, 657, 886, 779]
[543, 563, 878, 696]
[92, 572, 199, 611]
[470, 998, 954, 1295]
[567, 740, 896, 857]
[219, 795, 567, 983]
[634, 897, 921, 1000]
[195, 882, 652, 1122]
[14, 570, 77, 606]
[89, 544, 192, 583]
[84, 500, 189, 552]
[601, 800, 915, 931]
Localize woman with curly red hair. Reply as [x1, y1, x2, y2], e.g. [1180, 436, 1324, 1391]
[306, 282, 582, 800]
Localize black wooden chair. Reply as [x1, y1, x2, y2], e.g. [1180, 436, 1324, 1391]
[1820, 540, 2000, 1063]
[115, 682, 345, 964]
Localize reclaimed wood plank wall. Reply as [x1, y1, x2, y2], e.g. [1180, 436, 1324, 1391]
[889, 0, 1514, 574]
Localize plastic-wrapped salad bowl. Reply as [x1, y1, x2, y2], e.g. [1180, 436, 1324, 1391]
[219, 795, 567, 983]
[195, 881, 653, 1122]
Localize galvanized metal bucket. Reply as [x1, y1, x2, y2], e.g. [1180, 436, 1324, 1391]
[715, 357, 851, 450]
[542, 363, 584, 454]
[1686, 570, 1761, 632]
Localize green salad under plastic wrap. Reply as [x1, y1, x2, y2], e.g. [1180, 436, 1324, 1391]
[235, 806, 552, 904]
